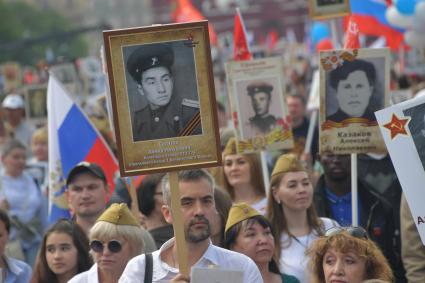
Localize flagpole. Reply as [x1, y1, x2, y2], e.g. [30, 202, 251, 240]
[351, 153, 358, 226]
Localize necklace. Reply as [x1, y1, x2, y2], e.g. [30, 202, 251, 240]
[292, 233, 310, 249]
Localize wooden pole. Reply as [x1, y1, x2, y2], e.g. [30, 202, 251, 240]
[169, 171, 189, 276]
[351, 153, 358, 226]
[127, 177, 140, 220]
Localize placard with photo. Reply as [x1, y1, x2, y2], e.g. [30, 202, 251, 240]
[319, 48, 390, 154]
[103, 21, 221, 176]
[225, 57, 293, 153]
[309, 0, 350, 20]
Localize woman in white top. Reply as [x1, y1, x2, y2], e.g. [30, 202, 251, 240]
[69, 203, 144, 283]
[222, 138, 267, 214]
[266, 154, 338, 283]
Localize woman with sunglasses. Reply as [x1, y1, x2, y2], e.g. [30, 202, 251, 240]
[222, 138, 267, 213]
[30, 219, 92, 283]
[266, 154, 338, 283]
[69, 203, 144, 283]
[307, 226, 393, 283]
[224, 203, 300, 283]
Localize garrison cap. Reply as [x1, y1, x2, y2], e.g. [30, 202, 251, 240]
[271, 153, 306, 183]
[247, 82, 273, 96]
[96, 203, 139, 226]
[127, 44, 174, 83]
[225, 203, 261, 233]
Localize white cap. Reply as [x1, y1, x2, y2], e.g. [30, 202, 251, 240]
[2, 94, 24, 109]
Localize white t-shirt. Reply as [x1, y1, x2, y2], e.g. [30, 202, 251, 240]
[251, 197, 267, 215]
[68, 263, 99, 283]
[279, 217, 338, 283]
[119, 238, 263, 283]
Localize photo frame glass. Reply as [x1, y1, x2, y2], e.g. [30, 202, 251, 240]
[309, 0, 350, 20]
[24, 84, 48, 122]
[103, 21, 221, 176]
[225, 57, 293, 153]
[319, 48, 390, 154]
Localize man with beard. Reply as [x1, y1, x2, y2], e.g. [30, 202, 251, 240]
[314, 151, 406, 281]
[119, 169, 263, 283]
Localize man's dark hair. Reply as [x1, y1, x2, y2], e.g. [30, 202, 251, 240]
[137, 173, 166, 216]
[329, 59, 376, 90]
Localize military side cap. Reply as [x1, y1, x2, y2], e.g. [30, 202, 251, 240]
[97, 203, 139, 226]
[222, 137, 237, 156]
[66, 161, 107, 186]
[127, 44, 174, 83]
[271, 153, 306, 183]
[247, 82, 273, 96]
[225, 203, 261, 233]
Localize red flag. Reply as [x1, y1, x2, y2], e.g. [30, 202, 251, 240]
[171, 0, 217, 45]
[266, 29, 279, 52]
[233, 9, 252, 61]
[344, 17, 361, 49]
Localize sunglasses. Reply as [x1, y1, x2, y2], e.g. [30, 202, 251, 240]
[90, 240, 122, 253]
[325, 226, 368, 239]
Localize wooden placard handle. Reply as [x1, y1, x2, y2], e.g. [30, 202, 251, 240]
[169, 171, 189, 276]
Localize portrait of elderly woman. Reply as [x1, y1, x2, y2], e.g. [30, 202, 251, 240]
[125, 41, 202, 142]
[326, 59, 384, 123]
[307, 227, 393, 283]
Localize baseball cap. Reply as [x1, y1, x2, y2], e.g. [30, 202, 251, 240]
[66, 161, 107, 186]
[2, 94, 24, 109]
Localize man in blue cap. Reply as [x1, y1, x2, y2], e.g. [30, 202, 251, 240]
[127, 44, 202, 141]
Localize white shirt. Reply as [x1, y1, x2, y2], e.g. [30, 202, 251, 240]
[68, 263, 99, 283]
[119, 238, 263, 283]
[279, 217, 338, 283]
[251, 197, 267, 215]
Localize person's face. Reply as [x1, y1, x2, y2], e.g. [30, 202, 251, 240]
[251, 92, 270, 116]
[0, 220, 9, 256]
[163, 178, 215, 243]
[45, 232, 78, 279]
[323, 248, 367, 283]
[3, 108, 23, 126]
[92, 238, 132, 275]
[66, 173, 107, 219]
[2, 147, 26, 177]
[286, 96, 305, 124]
[231, 221, 275, 266]
[223, 154, 251, 188]
[319, 152, 350, 181]
[31, 140, 48, 161]
[336, 70, 373, 117]
[273, 171, 313, 212]
[139, 66, 173, 109]
[153, 182, 165, 217]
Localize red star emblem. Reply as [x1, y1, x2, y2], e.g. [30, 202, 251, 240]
[383, 114, 410, 140]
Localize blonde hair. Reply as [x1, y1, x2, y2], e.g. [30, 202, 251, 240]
[31, 127, 48, 144]
[89, 221, 144, 258]
[307, 231, 394, 283]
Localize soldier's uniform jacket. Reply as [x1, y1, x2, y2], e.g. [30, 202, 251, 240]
[132, 95, 201, 141]
[248, 114, 277, 136]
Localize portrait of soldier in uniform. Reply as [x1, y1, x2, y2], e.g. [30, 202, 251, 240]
[243, 82, 278, 137]
[126, 43, 202, 142]
[403, 103, 425, 172]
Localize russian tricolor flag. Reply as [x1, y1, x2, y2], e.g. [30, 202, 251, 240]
[47, 75, 118, 222]
[349, 0, 405, 50]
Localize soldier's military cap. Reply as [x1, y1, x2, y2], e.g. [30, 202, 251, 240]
[246, 82, 273, 96]
[127, 44, 174, 83]
[97, 203, 139, 226]
[270, 153, 306, 184]
[225, 203, 261, 233]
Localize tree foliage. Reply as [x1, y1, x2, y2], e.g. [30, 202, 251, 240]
[0, 1, 88, 65]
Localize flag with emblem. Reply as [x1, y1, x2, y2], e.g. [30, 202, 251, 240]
[47, 75, 118, 222]
[375, 95, 425, 244]
[233, 8, 252, 61]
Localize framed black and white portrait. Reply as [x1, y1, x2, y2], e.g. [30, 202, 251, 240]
[309, 0, 350, 20]
[103, 21, 221, 176]
[319, 48, 390, 155]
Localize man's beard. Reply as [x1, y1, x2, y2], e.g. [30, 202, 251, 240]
[186, 215, 211, 243]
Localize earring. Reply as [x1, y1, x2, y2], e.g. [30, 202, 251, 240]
[275, 199, 281, 204]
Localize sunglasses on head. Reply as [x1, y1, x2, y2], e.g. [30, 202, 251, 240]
[90, 240, 122, 253]
[325, 226, 368, 239]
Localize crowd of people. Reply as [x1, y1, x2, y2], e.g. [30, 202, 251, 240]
[0, 40, 424, 283]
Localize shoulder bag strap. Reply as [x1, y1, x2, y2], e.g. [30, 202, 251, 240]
[144, 253, 153, 283]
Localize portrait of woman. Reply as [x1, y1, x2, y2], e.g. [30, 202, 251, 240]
[307, 226, 393, 283]
[326, 59, 383, 123]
